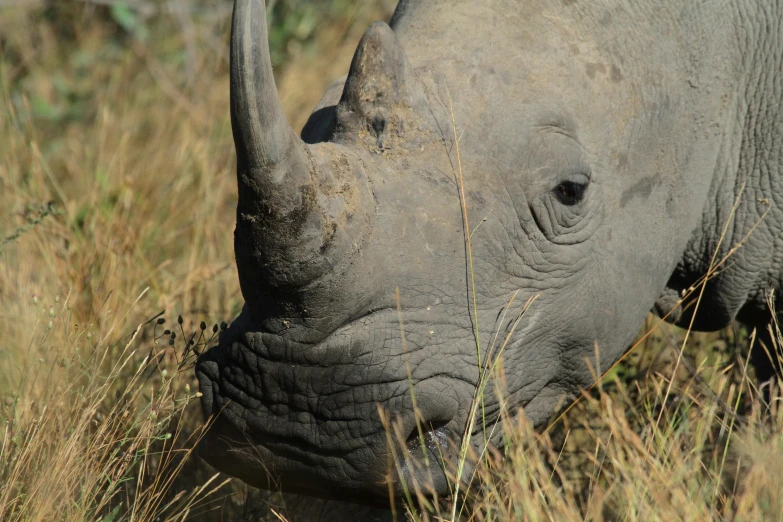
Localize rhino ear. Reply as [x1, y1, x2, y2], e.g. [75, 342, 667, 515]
[338, 21, 416, 147]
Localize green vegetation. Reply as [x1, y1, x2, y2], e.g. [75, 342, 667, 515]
[1, 1, 781, 520]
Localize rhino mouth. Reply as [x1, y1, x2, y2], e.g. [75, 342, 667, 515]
[195, 310, 475, 504]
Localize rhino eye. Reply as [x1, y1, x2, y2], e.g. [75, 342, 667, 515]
[553, 180, 587, 206]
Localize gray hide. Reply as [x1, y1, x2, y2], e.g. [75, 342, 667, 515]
[196, 0, 783, 511]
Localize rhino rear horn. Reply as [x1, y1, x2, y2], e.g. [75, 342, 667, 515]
[339, 22, 417, 146]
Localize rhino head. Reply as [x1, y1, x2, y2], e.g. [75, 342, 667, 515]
[197, 0, 746, 504]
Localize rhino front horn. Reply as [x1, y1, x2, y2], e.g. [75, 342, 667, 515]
[338, 21, 418, 147]
[230, 0, 372, 306]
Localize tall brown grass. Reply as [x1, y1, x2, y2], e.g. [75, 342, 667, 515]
[1, 1, 781, 521]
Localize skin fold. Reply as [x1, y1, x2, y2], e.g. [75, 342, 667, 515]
[196, 0, 783, 512]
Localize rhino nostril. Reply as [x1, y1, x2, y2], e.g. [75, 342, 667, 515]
[405, 420, 451, 453]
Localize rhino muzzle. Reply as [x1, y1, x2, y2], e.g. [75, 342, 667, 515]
[196, 310, 466, 503]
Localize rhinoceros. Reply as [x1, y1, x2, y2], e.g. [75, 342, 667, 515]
[196, 0, 783, 507]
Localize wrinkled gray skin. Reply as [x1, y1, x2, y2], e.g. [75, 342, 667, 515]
[196, 0, 783, 511]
